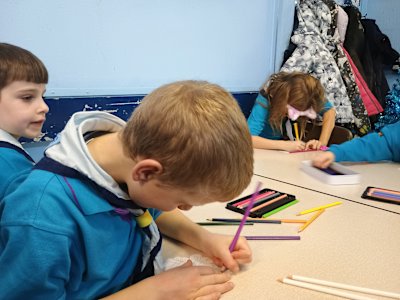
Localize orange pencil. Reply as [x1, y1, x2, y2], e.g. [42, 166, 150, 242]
[250, 194, 287, 212]
[280, 219, 308, 224]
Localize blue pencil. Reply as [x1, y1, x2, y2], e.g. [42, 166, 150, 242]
[371, 191, 400, 200]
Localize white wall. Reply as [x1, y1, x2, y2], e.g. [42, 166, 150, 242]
[0, 0, 295, 97]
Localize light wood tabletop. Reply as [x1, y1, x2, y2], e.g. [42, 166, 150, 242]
[162, 176, 400, 299]
[252, 149, 400, 215]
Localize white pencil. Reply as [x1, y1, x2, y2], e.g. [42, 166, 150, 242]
[290, 275, 400, 299]
[279, 277, 374, 300]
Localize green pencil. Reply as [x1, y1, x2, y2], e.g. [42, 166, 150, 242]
[262, 200, 299, 218]
[196, 222, 254, 226]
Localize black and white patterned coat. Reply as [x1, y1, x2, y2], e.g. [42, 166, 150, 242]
[280, 0, 354, 124]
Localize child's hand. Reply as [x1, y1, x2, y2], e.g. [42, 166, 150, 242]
[149, 260, 234, 300]
[283, 140, 306, 152]
[305, 139, 322, 150]
[200, 233, 252, 273]
[312, 151, 335, 168]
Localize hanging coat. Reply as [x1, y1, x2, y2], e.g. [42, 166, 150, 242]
[280, 0, 354, 124]
[322, 0, 371, 135]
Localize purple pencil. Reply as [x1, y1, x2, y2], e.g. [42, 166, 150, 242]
[245, 236, 301, 240]
[229, 182, 262, 252]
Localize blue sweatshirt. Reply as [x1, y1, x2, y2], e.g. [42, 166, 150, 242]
[330, 121, 400, 162]
[0, 129, 34, 199]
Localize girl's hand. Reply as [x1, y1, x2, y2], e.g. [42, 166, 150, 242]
[199, 233, 252, 273]
[312, 151, 335, 168]
[282, 140, 306, 152]
[305, 139, 322, 150]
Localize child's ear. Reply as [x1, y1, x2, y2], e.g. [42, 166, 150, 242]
[131, 159, 163, 182]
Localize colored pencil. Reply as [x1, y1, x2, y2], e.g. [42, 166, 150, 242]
[232, 190, 275, 207]
[369, 191, 400, 200]
[229, 182, 262, 252]
[196, 222, 254, 226]
[370, 187, 400, 195]
[297, 209, 324, 233]
[279, 277, 373, 300]
[367, 193, 400, 203]
[247, 217, 307, 223]
[245, 236, 300, 240]
[250, 194, 287, 212]
[277, 219, 307, 223]
[289, 146, 328, 154]
[262, 199, 299, 218]
[294, 122, 300, 141]
[207, 218, 281, 224]
[297, 201, 342, 215]
[289, 275, 400, 299]
[238, 192, 279, 209]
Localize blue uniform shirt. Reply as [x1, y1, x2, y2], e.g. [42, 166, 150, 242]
[247, 93, 333, 139]
[330, 121, 400, 162]
[0, 141, 34, 199]
[0, 169, 162, 299]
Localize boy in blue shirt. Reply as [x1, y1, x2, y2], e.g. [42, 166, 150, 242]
[313, 121, 400, 167]
[0, 80, 254, 299]
[0, 43, 49, 198]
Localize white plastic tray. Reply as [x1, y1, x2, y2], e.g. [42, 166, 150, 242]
[300, 160, 361, 185]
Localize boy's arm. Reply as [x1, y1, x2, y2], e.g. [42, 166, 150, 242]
[102, 261, 233, 300]
[155, 209, 210, 250]
[330, 131, 393, 162]
[156, 209, 252, 273]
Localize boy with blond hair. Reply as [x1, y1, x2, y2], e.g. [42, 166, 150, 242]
[0, 80, 254, 299]
[0, 43, 49, 198]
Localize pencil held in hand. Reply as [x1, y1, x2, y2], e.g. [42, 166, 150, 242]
[294, 122, 300, 141]
[229, 182, 262, 252]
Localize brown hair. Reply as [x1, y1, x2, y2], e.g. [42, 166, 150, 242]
[121, 80, 253, 200]
[0, 43, 48, 91]
[260, 72, 325, 139]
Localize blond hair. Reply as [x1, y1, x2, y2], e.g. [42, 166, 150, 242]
[260, 72, 325, 139]
[121, 80, 253, 200]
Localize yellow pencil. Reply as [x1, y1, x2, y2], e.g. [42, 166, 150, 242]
[298, 209, 324, 233]
[297, 201, 342, 216]
[293, 122, 300, 141]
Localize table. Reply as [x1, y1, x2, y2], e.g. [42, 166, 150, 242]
[162, 176, 400, 299]
[253, 149, 400, 214]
